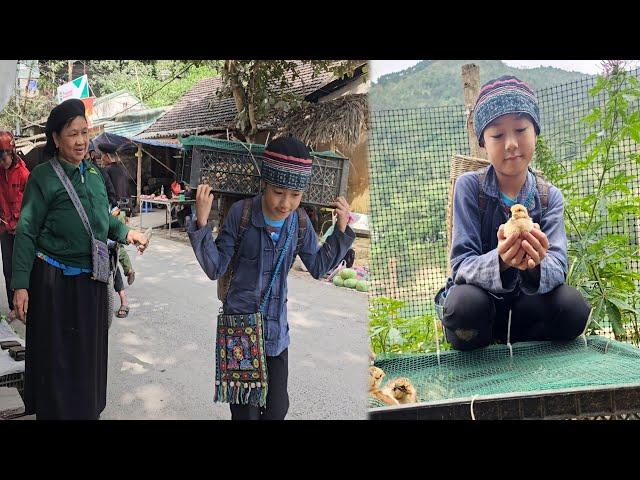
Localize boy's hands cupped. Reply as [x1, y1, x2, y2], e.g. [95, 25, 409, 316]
[195, 184, 215, 229]
[332, 196, 351, 233]
[520, 224, 549, 269]
[497, 223, 549, 271]
[497, 224, 525, 272]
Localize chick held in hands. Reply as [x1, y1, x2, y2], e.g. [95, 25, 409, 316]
[503, 204, 534, 237]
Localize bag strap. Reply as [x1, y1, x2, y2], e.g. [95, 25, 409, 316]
[222, 197, 253, 305]
[477, 165, 490, 218]
[50, 158, 96, 240]
[259, 210, 297, 314]
[294, 206, 307, 258]
[535, 172, 549, 214]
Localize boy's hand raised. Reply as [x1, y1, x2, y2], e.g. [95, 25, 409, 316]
[195, 184, 214, 229]
[332, 196, 351, 233]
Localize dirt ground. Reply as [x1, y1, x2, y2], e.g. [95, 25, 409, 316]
[352, 236, 370, 268]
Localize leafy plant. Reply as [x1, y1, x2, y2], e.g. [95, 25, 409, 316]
[535, 61, 640, 344]
[368, 296, 450, 354]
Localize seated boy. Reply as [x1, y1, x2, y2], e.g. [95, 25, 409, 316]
[441, 76, 591, 351]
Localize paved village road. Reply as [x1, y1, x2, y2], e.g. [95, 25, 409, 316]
[94, 235, 369, 420]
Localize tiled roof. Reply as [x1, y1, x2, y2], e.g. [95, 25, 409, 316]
[144, 62, 361, 135]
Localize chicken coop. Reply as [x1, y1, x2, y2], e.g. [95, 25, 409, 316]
[367, 65, 640, 419]
[176, 136, 350, 231]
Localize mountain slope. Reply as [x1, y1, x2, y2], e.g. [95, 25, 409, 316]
[370, 60, 593, 110]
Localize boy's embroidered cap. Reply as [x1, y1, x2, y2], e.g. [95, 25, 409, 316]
[261, 136, 313, 191]
[473, 75, 541, 146]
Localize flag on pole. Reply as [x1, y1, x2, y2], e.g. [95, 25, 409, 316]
[56, 74, 90, 103]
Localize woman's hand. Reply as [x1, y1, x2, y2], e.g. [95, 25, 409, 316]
[195, 184, 214, 229]
[332, 196, 351, 233]
[13, 289, 28, 323]
[127, 230, 149, 254]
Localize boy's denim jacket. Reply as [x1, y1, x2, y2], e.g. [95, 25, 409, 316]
[446, 165, 567, 299]
[188, 194, 356, 356]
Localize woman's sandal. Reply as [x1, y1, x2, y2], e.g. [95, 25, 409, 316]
[116, 306, 130, 318]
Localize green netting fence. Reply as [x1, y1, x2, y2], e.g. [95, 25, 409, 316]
[368, 68, 640, 350]
[368, 336, 640, 409]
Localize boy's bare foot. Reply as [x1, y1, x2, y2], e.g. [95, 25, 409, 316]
[8, 309, 17, 322]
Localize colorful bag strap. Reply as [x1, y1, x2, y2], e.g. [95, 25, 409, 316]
[220, 198, 253, 305]
[259, 210, 297, 314]
[50, 158, 97, 241]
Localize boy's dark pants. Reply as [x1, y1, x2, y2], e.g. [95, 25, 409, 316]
[230, 348, 289, 420]
[0, 232, 15, 310]
[443, 284, 591, 351]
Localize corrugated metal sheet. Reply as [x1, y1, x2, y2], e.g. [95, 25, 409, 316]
[101, 108, 167, 138]
[104, 117, 161, 137]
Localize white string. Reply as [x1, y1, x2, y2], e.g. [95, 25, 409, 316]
[433, 315, 441, 367]
[506, 309, 513, 358]
[470, 395, 479, 420]
[580, 307, 594, 348]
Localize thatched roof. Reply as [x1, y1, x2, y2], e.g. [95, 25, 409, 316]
[276, 94, 368, 147]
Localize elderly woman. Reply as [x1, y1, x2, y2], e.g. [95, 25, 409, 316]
[11, 99, 148, 420]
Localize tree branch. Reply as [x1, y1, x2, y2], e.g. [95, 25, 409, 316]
[224, 60, 249, 135]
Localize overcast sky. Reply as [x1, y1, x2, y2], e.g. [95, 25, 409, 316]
[369, 60, 612, 83]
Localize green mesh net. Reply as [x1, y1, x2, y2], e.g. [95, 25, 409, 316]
[369, 336, 640, 409]
[177, 135, 346, 159]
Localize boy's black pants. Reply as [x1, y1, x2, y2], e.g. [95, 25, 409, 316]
[442, 284, 591, 351]
[230, 348, 289, 420]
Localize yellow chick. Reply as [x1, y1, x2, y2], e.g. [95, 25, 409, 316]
[368, 366, 399, 406]
[382, 377, 418, 404]
[503, 204, 534, 237]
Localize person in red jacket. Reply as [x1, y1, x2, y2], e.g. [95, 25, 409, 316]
[0, 131, 30, 321]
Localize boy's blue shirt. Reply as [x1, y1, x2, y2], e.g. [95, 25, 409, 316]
[188, 194, 356, 356]
[263, 212, 285, 242]
[447, 165, 568, 298]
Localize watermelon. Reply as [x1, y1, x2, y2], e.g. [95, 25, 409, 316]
[356, 280, 370, 292]
[340, 268, 357, 280]
[333, 276, 345, 287]
[344, 278, 358, 289]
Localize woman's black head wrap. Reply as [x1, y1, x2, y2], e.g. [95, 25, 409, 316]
[44, 99, 86, 157]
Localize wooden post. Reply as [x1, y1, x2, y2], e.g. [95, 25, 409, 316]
[68, 60, 73, 82]
[461, 64, 486, 159]
[136, 145, 143, 229]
